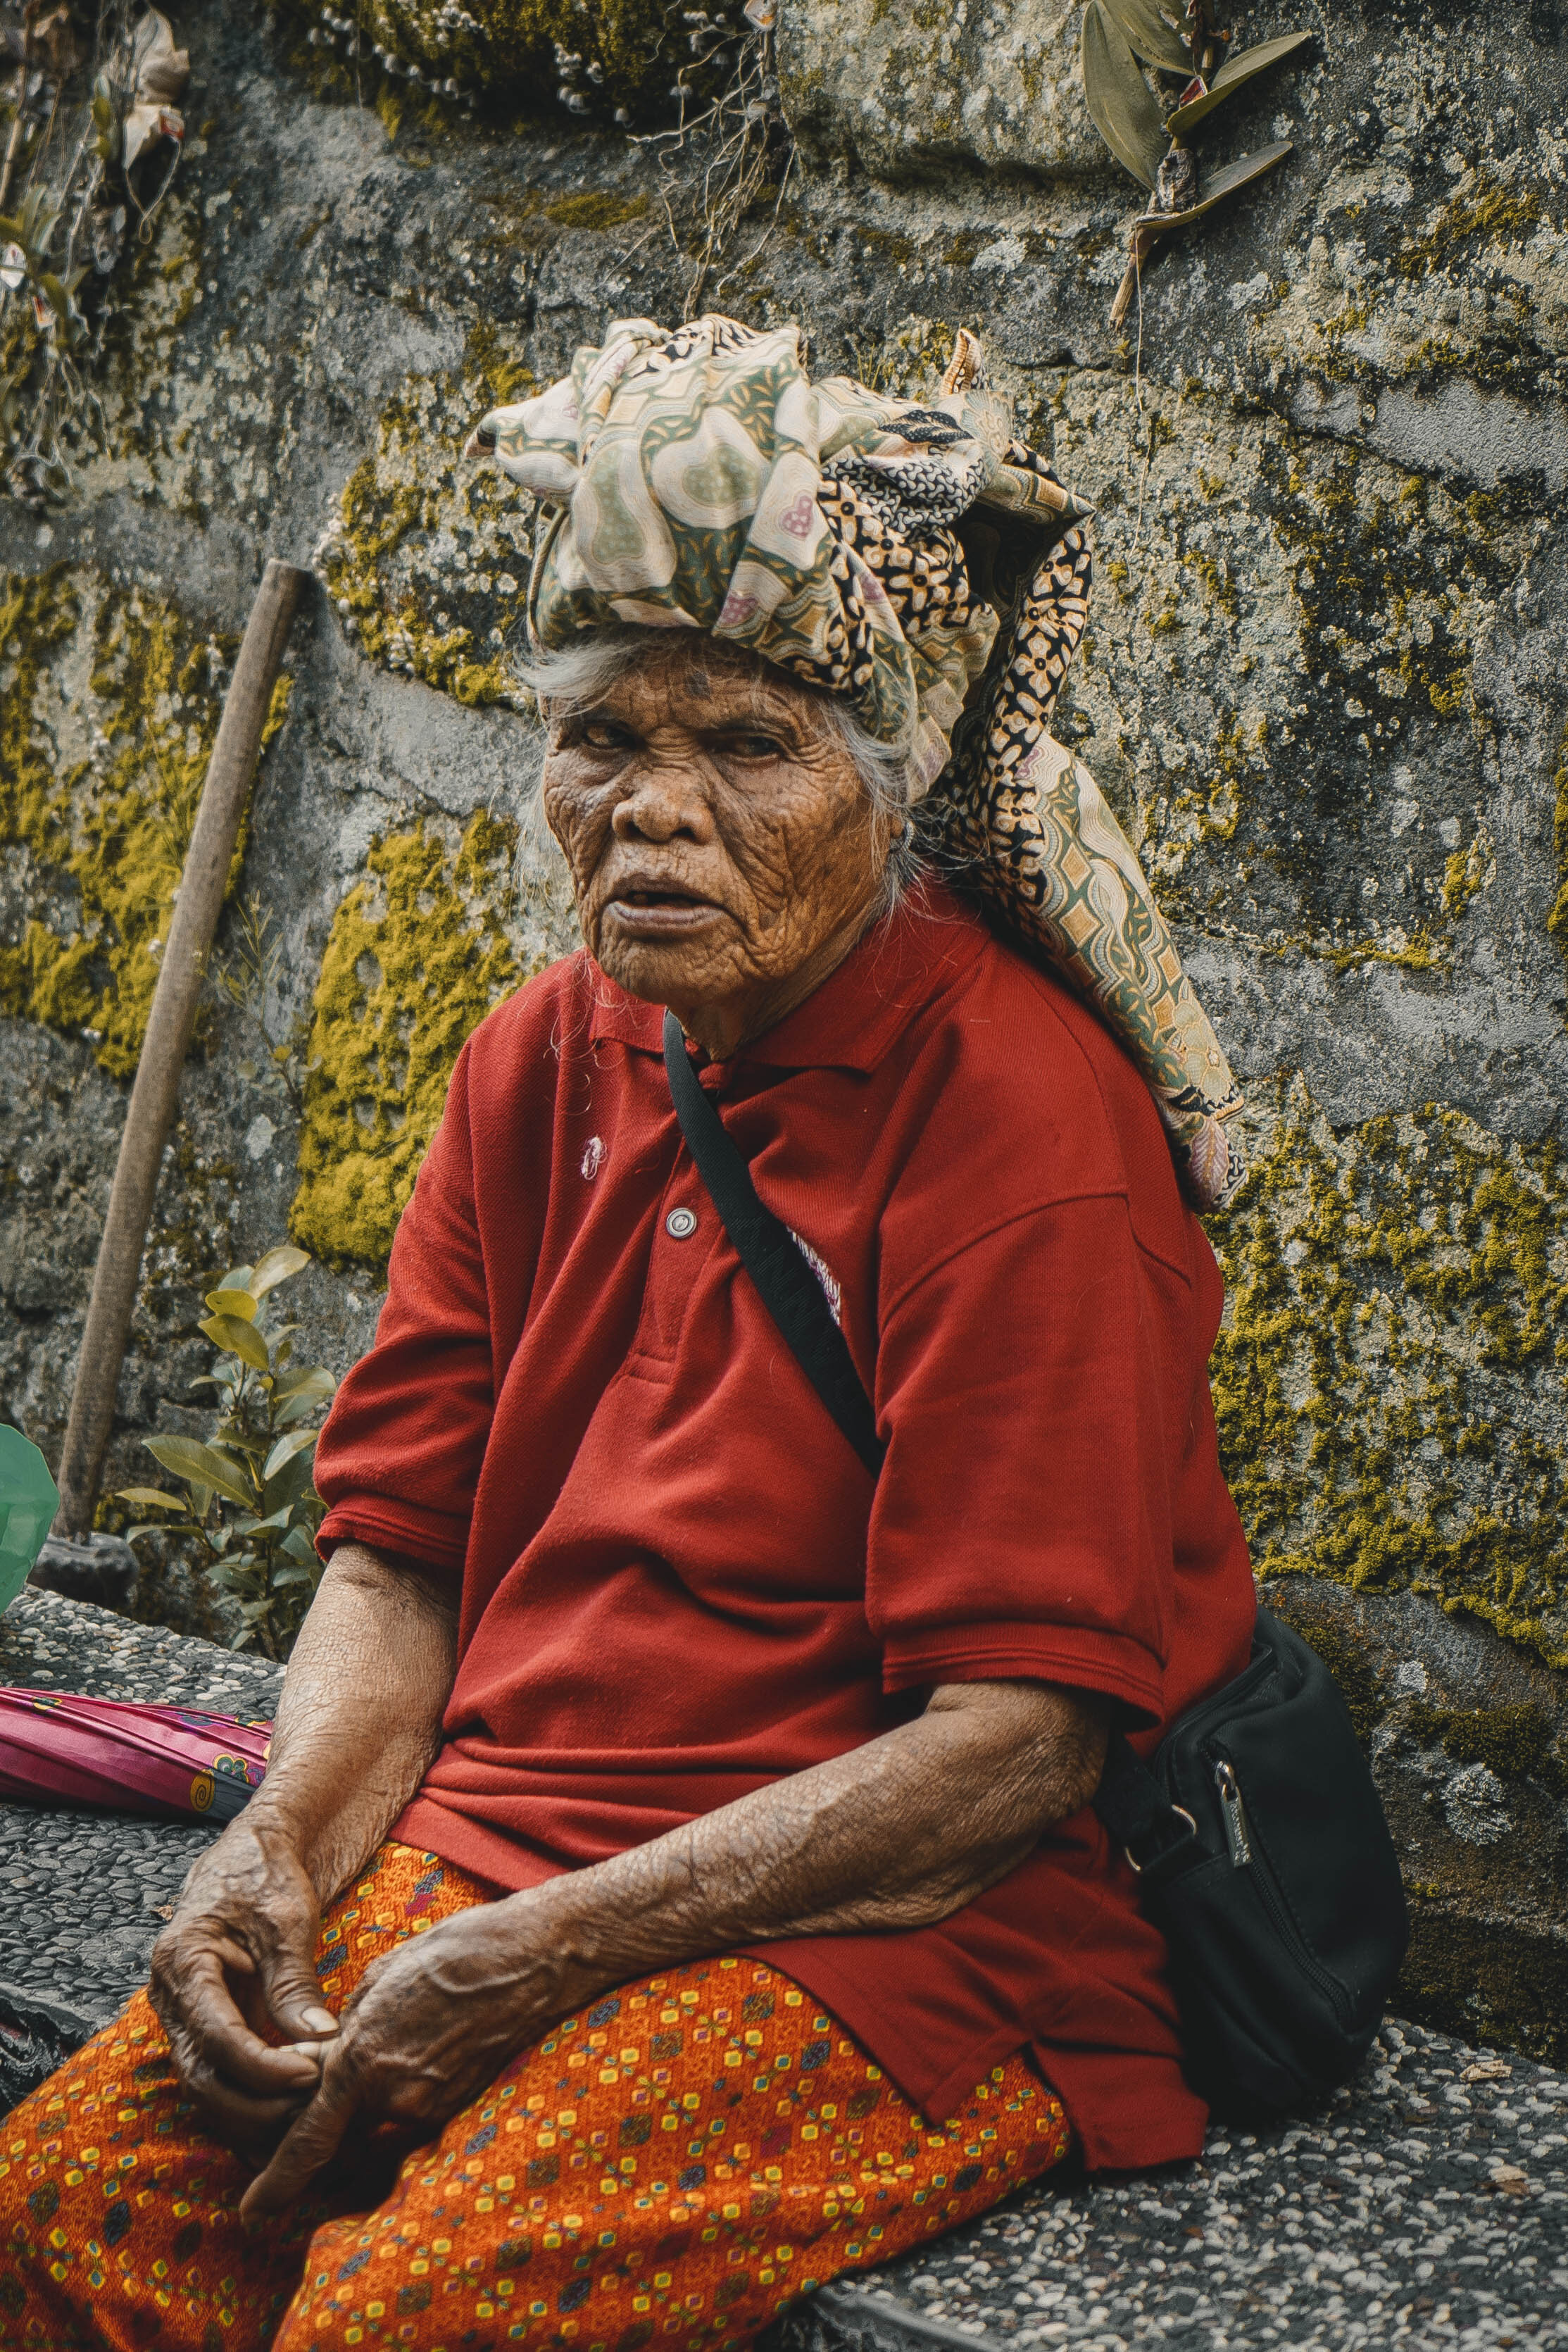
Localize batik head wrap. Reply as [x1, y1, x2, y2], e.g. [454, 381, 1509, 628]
[467, 314, 1244, 1208]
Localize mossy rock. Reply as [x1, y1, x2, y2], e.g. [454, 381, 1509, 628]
[0, 569, 290, 1080]
[315, 321, 535, 709]
[1211, 1078, 1568, 1669]
[290, 812, 541, 1266]
[287, 0, 727, 119]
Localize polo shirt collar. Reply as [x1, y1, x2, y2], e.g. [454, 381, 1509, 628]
[585, 880, 989, 1075]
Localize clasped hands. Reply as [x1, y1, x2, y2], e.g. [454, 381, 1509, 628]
[149, 1820, 584, 2221]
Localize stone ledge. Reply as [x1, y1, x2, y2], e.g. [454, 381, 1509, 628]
[4, 1593, 1568, 2348]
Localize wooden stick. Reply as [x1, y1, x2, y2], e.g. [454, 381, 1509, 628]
[52, 558, 311, 1540]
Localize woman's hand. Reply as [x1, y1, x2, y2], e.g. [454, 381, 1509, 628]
[149, 1541, 460, 2155]
[149, 1818, 343, 2158]
[238, 1883, 581, 2219]
[238, 1677, 1107, 2217]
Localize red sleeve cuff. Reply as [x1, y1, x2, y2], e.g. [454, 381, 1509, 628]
[880, 1620, 1163, 1726]
[315, 1499, 468, 1577]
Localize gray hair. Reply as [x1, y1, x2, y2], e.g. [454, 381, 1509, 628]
[518, 626, 930, 915]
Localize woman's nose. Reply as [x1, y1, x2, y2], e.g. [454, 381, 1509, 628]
[610, 762, 715, 844]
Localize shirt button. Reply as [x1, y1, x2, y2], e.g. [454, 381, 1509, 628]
[665, 1206, 698, 1240]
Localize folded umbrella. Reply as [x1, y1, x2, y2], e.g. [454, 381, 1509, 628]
[0, 1689, 272, 1823]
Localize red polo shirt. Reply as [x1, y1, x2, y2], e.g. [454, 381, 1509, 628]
[314, 882, 1255, 2173]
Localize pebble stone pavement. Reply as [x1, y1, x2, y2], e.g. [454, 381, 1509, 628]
[0, 1587, 282, 2028]
[2, 1594, 1567, 2350]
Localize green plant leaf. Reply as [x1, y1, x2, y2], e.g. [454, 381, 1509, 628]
[217, 1263, 256, 1292]
[144, 1436, 256, 1509]
[273, 1363, 336, 1403]
[1163, 31, 1314, 135]
[1081, 0, 1167, 191]
[206, 1287, 258, 1321]
[1100, 0, 1188, 72]
[280, 1524, 318, 1563]
[37, 272, 70, 319]
[200, 1313, 271, 1372]
[264, 1442, 318, 1518]
[272, 1561, 317, 1588]
[236, 1505, 296, 1537]
[117, 1486, 187, 1513]
[263, 1427, 318, 1483]
[272, 1391, 322, 1431]
[249, 1245, 311, 1299]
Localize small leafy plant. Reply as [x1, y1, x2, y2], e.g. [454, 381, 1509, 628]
[118, 1246, 339, 1659]
[1079, 0, 1312, 323]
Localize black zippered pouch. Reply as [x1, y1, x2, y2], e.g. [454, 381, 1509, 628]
[661, 1011, 1410, 2120]
[1093, 1607, 1409, 2117]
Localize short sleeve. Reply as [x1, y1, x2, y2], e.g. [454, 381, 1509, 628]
[867, 1192, 1188, 1725]
[314, 1039, 496, 1577]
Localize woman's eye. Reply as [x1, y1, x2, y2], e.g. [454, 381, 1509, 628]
[574, 719, 637, 752]
[723, 734, 786, 761]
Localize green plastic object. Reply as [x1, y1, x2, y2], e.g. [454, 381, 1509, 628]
[0, 1426, 59, 1614]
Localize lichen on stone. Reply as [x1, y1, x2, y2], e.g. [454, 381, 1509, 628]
[0, 568, 280, 1078]
[290, 811, 538, 1265]
[1549, 721, 1568, 989]
[315, 320, 536, 708]
[288, 0, 721, 120]
[1211, 1076, 1568, 1668]
[1035, 367, 1524, 970]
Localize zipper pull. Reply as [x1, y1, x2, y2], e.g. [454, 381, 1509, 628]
[1215, 1760, 1252, 1868]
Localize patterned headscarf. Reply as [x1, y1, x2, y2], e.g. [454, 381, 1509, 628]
[467, 315, 1243, 1208]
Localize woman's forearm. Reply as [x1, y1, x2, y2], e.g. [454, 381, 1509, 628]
[527, 1679, 1107, 1999]
[243, 1542, 460, 1899]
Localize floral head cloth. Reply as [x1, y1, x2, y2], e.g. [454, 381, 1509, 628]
[468, 314, 1243, 1208]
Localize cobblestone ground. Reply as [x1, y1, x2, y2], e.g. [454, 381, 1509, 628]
[4, 1592, 1567, 2349]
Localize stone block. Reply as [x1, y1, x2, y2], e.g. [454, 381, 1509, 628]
[777, 0, 1103, 184]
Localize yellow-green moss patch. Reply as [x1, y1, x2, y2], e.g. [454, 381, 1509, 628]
[290, 813, 537, 1265]
[1549, 720, 1568, 990]
[544, 191, 649, 230]
[1211, 1076, 1568, 1668]
[316, 321, 535, 708]
[0, 569, 282, 1077]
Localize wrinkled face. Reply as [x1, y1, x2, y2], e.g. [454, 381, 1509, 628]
[541, 638, 896, 1056]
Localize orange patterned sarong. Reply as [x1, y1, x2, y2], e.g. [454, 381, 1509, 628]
[0, 1840, 1070, 2351]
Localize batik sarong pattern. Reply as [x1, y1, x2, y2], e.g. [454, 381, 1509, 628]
[0, 1840, 1070, 2352]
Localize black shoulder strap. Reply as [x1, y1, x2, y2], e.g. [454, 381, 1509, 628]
[662, 1009, 886, 1479]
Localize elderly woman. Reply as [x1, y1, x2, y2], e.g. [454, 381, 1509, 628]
[0, 318, 1255, 2352]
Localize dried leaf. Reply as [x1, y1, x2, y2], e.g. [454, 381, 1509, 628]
[1100, 0, 1189, 72]
[1081, 0, 1167, 192]
[121, 13, 190, 169]
[1164, 31, 1313, 136]
[1136, 137, 1296, 230]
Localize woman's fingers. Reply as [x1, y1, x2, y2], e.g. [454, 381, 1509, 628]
[238, 2039, 364, 2220]
[155, 1939, 325, 2100]
[260, 1948, 344, 2046]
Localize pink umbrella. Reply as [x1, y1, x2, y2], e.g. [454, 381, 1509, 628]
[0, 1688, 271, 1823]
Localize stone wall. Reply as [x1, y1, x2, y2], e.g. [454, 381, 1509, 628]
[1, 0, 1564, 2038]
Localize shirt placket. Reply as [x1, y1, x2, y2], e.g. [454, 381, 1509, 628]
[632, 1064, 727, 1368]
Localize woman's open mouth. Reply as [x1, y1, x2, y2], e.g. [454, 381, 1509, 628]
[606, 886, 723, 934]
